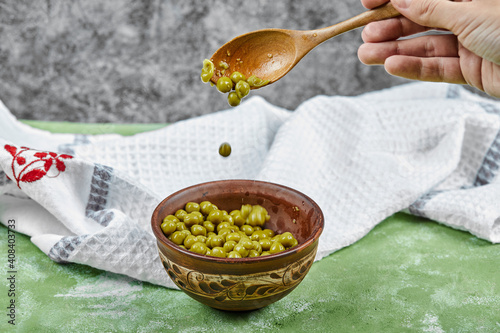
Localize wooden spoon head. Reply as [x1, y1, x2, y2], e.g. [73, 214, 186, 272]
[209, 29, 297, 89]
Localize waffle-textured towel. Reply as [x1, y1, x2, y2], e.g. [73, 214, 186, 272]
[1, 82, 499, 289]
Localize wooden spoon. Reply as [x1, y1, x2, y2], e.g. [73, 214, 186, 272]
[209, 3, 400, 88]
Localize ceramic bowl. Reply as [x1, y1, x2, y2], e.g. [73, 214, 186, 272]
[151, 179, 324, 311]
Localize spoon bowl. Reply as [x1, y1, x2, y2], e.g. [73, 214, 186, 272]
[209, 3, 400, 88]
[212, 30, 298, 85]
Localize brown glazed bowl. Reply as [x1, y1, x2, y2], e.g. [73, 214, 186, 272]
[151, 179, 324, 311]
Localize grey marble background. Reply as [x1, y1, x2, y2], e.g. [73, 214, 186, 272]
[0, 0, 414, 123]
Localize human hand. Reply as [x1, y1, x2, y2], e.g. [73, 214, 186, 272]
[358, 0, 500, 98]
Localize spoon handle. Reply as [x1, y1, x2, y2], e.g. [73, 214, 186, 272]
[313, 2, 400, 44]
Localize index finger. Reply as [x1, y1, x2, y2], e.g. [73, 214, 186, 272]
[361, 0, 390, 9]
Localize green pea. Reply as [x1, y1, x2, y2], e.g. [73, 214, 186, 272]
[223, 240, 237, 253]
[230, 71, 246, 84]
[239, 238, 254, 251]
[280, 232, 297, 248]
[184, 212, 203, 227]
[193, 211, 204, 221]
[218, 227, 232, 240]
[216, 221, 232, 233]
[170, 231, 187, 245]
[247, 75, 269, 88]
[200, 59, 215, 83]
[235, 80, 250, 99]
[262, 228, 275, 238]
[160, 220, 177, 236]
[185, 202, 200, 213]
[252, 241, 262, 254]
[195, 235, 207, 244]
[229, 225, 240, 233]
[222, 213, 234, 224]
[191, 224, 207, 236]
[207, 209, 225, 224]
[240, 204, 252, 219]
[259, 238, 272, 251]
[240, 224, 254, 236]
[183, 235, 197, 249]
[230, 210, 246, 227]
[174, 209, 188, 221]
[216, 77, 233, 93]
[248, 250, 260, 257]
[210, 247, 226, 258]
[271, 234, 282, 243]
[200, 201, 217, 215]
[233, 244, 249, 257]
[226, 232, 241, 243]
[227, 92, 241, 107]
[203, 220, 215, 233]
[246, 205, 269, 227]
[163, 215, 179, 223]
[190, 242, 208, 255]
[270, 241, 285, 254]
[250, 230, 263, 241]
[228, 251, 242, 258]
[207, 235, 224, 248]
[176, 222, 188, 231]
[219, 142, 232, 157]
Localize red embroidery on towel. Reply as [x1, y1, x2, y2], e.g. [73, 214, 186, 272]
[4, 145, 73, 188]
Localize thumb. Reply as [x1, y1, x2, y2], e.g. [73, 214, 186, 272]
[390, 0, 462, 31]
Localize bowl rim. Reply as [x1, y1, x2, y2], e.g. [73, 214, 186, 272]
[151, 179, 324, 263]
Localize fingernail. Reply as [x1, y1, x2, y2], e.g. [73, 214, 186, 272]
[394, 0, 412, 9]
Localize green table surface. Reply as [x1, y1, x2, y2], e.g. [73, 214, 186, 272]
[1, 121, 499, 332]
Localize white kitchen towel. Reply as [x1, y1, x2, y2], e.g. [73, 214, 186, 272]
[1, 82, 499, 289]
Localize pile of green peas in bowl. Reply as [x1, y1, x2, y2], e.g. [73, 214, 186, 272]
[200, 59, 269, 107]
[160, 200, 299, 258]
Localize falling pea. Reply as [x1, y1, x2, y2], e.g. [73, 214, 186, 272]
[219, 142, 232, 157]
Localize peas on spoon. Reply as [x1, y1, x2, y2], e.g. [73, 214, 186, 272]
[208, 3, 400, 89]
